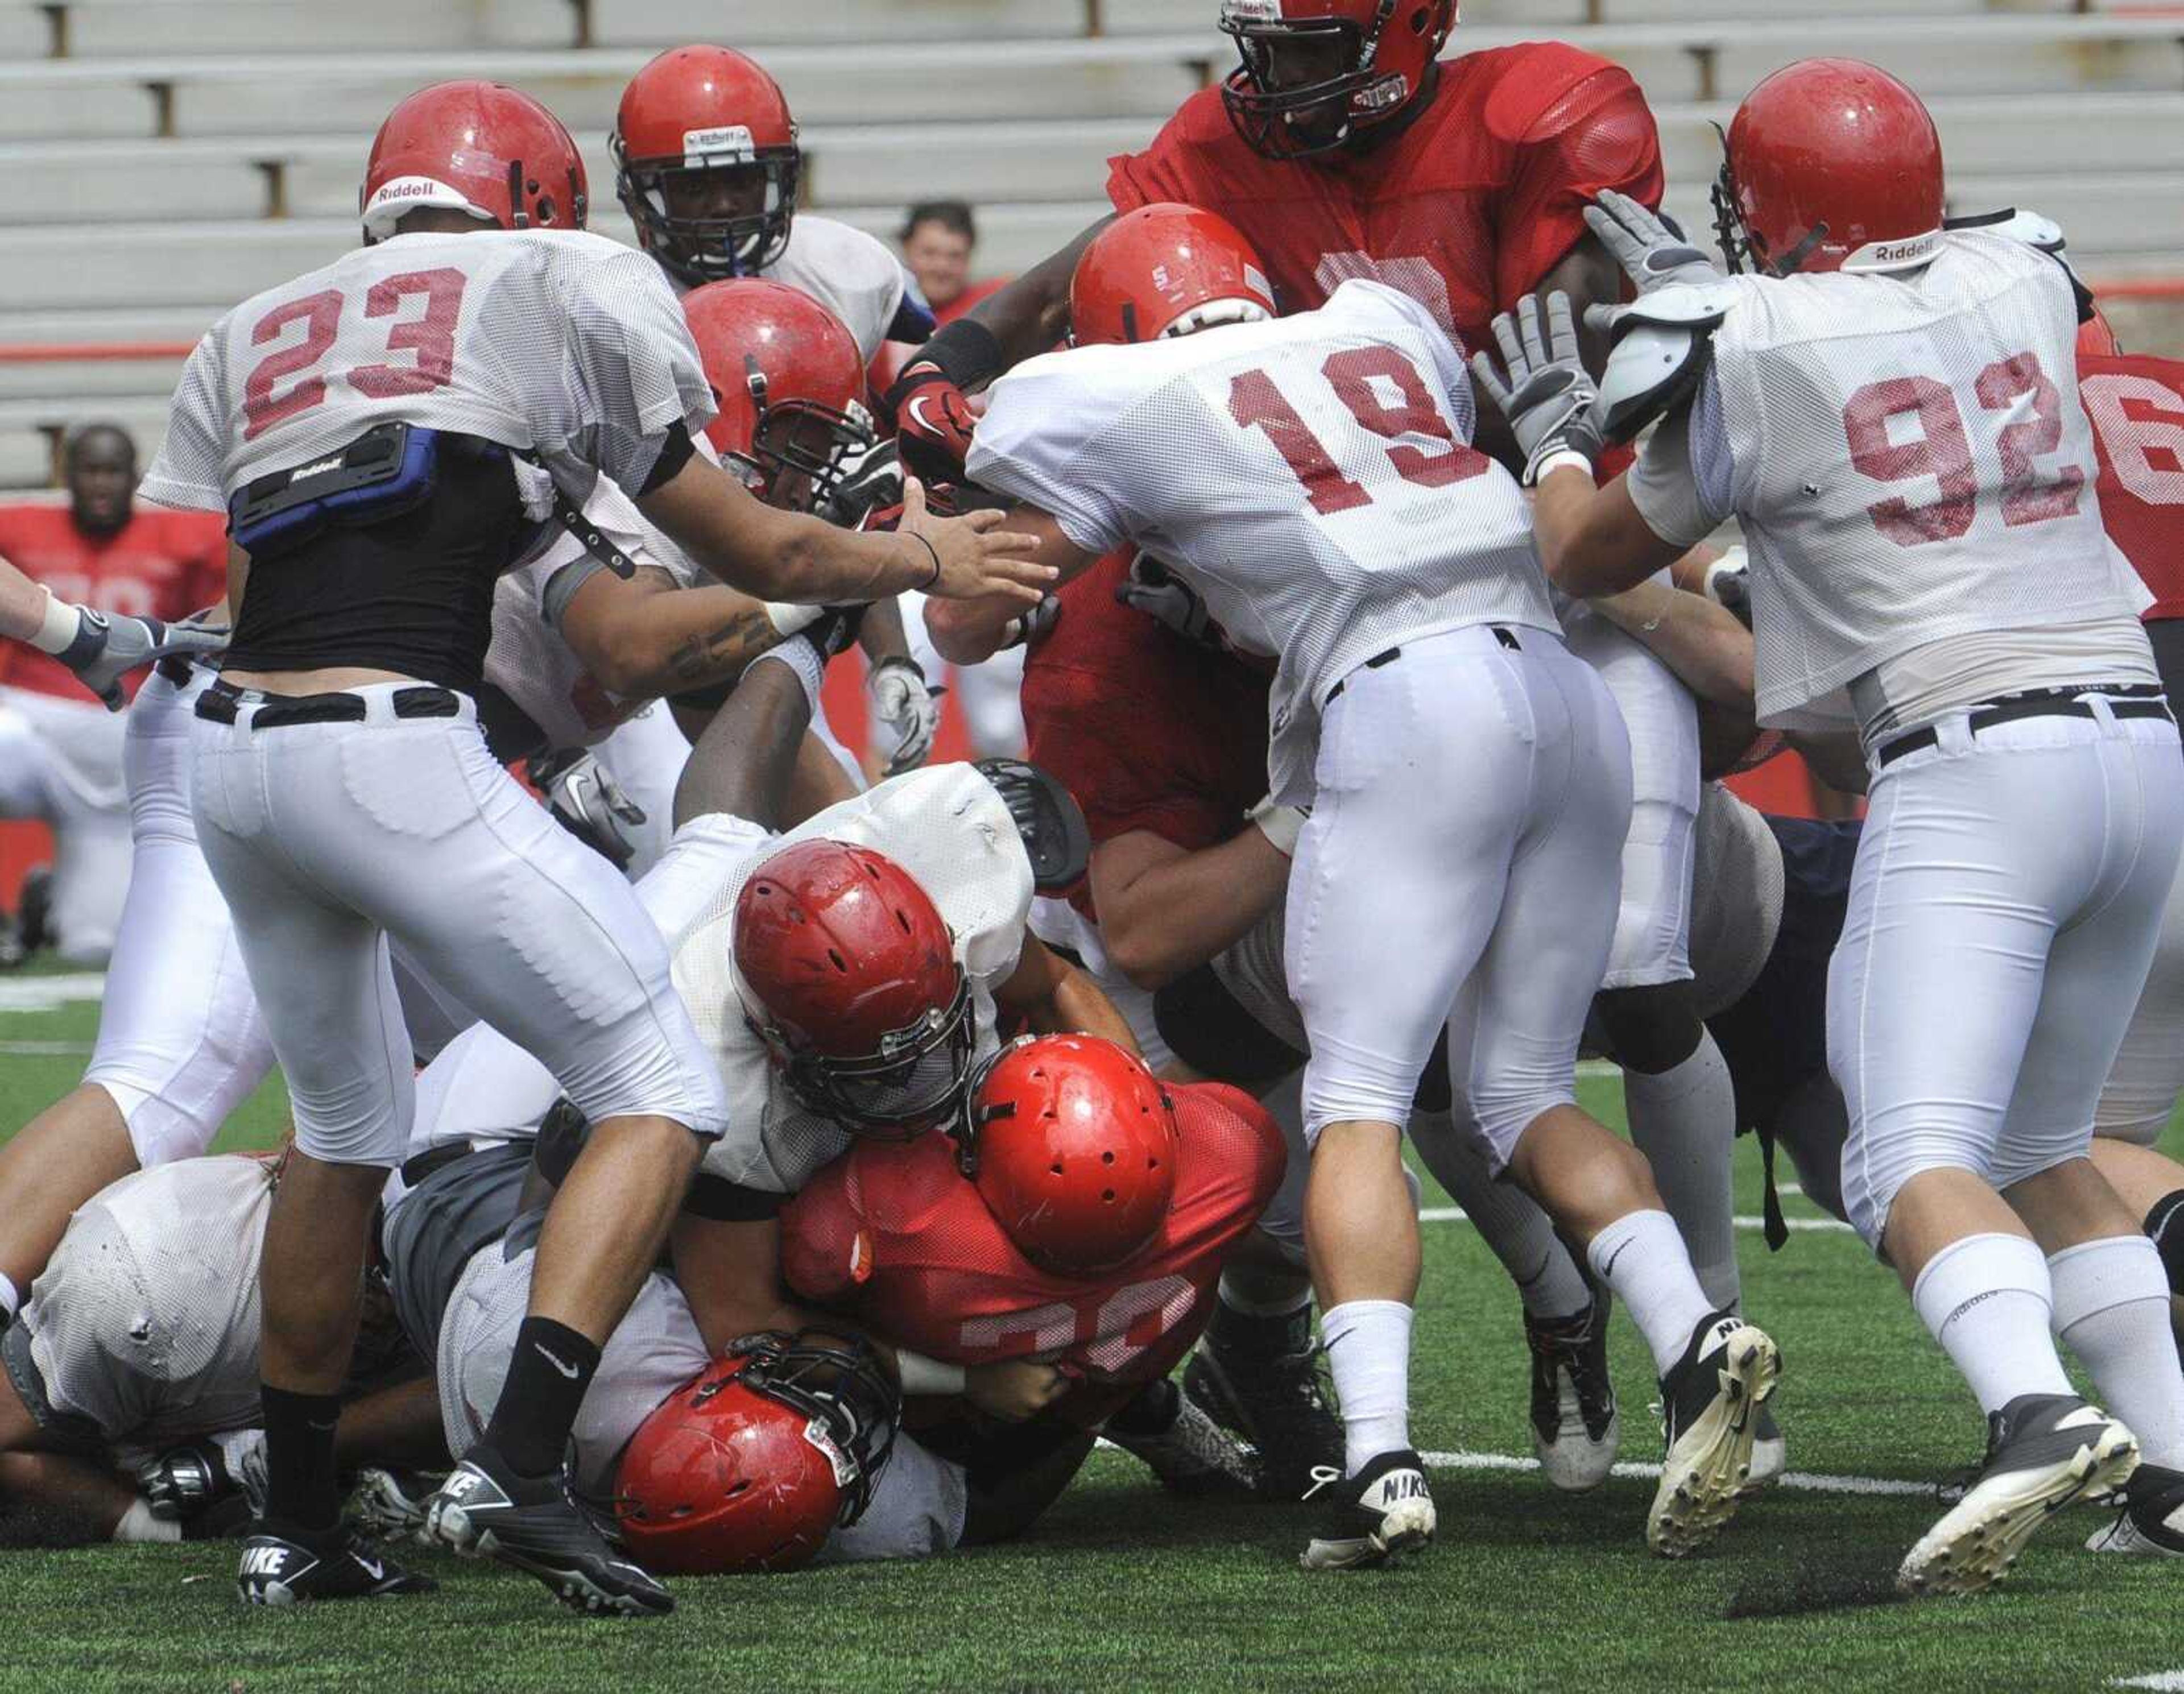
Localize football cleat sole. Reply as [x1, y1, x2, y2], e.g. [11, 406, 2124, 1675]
[1648, 1324, 1780, 1559]
[1298, 1497, 1437, 1572]
[1900, 1420, 2139, 1596]
[424, 1498, 672, 1619]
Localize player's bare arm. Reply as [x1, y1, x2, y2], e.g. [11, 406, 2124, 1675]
[1585, 577, 1755, 712]
[671, 629, 828, 832]
[925, 508, 1095, 666]
[1091, 829, 1290, 993]
[556, 566, 784, 701]
[1534, 468, 1685, 599]
[994, 933, 1141, 1057]
[667, 1213, 813, 1356]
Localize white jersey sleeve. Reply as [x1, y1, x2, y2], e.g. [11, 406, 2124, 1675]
[761, 216, 911, 365]
[968, 353, 1147, 554]
[1628, 375, 1735, 552]
[553, 242, 718, 496]
[138, 332, 233, 512]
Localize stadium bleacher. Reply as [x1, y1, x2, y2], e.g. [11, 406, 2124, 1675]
[1, 0, 2179, 487]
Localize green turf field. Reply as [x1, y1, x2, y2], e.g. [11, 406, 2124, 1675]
[1, 969, 2178, 1693]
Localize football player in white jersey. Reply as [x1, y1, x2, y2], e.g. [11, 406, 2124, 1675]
[1493, 60, 2184, 1593]
[137, 80, 1049, 1613]
[932, 203, 1782, 1570]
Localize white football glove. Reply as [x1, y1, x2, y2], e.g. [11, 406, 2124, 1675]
[867, 654, 941, 776]
[1116, 553, 1223, 648]
[533, 748, 648, 870]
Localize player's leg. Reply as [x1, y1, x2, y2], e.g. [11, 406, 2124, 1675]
[2089, 1141, 2184, 1345]
[0, 685, 130, 963]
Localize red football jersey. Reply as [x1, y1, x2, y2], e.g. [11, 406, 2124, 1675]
[0, 504, 228, 699]
[2078, 351, 2184, 622]
[1107, 43, 1662, 358]
[779, 1080, 1285, 1428]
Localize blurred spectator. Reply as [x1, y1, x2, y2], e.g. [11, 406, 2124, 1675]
[0, 424, 226, 961]
[900, 200, 1008, 325]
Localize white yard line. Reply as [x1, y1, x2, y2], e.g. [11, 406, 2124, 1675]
[1420, 1205, 1853, 1235]
[2111, 1677, 2184, 1692]
[0, 972, 105, 1012]
[0, 1039, 92, 1055]
[1420, 1448, 1934, 1499]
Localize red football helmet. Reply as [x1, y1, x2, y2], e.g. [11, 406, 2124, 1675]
[1219, 0, 1457, 160]
[681, 280, 874, 511]
[361, 80, 587, 243]
[613, 46, 801, 286]
[2078, 306, 2123, 359]
[734, 839, 975, 1136]
[617, 1331, 900, 1575]
[1072, 204, 1278, 347]
[960, 1035, 1178, 1275]
[1713, 59, 1945, 277]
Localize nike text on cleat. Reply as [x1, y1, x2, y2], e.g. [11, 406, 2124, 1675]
[2084, 1460, 2184, 1557]
[235, 1519, 434, 1606]
[1648, 1311, 1781, 1558]
[1300, 1449, 1436, 1571]
[1184, 1342, 1344, 1502]
[421, 1448, 673, 1618]
[1525, 1293, 1620, 1494]
[1899, 1394, 2140, 1596]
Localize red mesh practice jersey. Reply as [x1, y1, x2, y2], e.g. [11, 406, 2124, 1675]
[779, 1080, 1285, 1428]
[1107, 43, 1663, 357]
[0, 504, 228, 699]
[2078, 351, 2184, 621]
[1020, 548, 1272, 920]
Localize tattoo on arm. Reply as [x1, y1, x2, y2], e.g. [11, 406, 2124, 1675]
[667, 608, 780, 688]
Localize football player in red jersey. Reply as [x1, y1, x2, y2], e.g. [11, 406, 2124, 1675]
[0, 426, 229, 960]
[887, 0, 1662, 483]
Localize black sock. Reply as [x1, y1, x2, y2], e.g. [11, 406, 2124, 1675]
[2147, 1188, 2184, 1297]
[260, 1384, 345, 1534]
[1206, 1291, 1312, 1360]
[1107, 1377, 1179, 1438]
[483, 1317, 602, 1479]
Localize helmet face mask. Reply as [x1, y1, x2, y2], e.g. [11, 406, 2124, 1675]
[1218, 1, 1455, 162]
[748, 382, 874, 513]
[771, 968, 979, 1137]
[615, 147, 801, 285]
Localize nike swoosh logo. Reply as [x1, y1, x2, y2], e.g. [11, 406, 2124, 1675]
[537, 1345, 581, 1380]
[1599, 1241, 1632, 1281]
[906, 396, 949, 437]
[356, 1555, 384, 1580]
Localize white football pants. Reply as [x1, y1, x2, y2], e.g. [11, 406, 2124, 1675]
[0, 684, 132, 962]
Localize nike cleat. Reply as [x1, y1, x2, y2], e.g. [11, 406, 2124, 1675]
[1184, 1341, 1343, 1502]
[423, 1446, 672, 1617]
[1300, 1449, 1436, 1572]
[236, 1518, 434, 1606]
[1900, 1394, 2138, 1596]
[1525, 1293, 1620, 1493]
[351, 1467, 445, 1543]
[1106, 1380, 1260, 1498]
[1747, 1404, 1788, 1492]
[1648, 1310, 1780, 1558]
[2085, 1460, 2184, 1558]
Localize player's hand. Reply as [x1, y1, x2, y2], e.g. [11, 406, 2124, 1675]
[966, 1358, 1070, 1423]
[1470, 293, 1604, 485]
[866, 653, 942, 776]
[532, 748, 648, 870]
[886, 362, 978, 484]
[1584, 190, 1722, 313]
[61, 610, 228, 711]
[897, 477, 1053, 607]
[1116, 552, 1223, 649]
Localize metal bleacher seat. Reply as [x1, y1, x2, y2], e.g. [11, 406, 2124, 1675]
[2, 1, 2182, 487]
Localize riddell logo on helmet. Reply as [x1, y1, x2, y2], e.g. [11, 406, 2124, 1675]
[367, 176, 461, 212]
[1222, 0, 1283, 20]
[682, 125, 757, 167]
[802, 1417, 856, 1488]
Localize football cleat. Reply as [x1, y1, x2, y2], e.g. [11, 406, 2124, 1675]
[422, 1447, 672, 1617]
[1648, 1310, 1781, 1558]
[1899, 1394, 2139, 1596]
[1525, 1293, 1620, 1493]
[2085, 1460, 2184, 1558]
[235, 1519, 434, 1606]
[1748, 1404, 1788, 1492]
[351, 1468, 445, 1543]
[1300, 1449, 1436, 1572]
[1183, 1341, 1344, 1501]
[1106, 1380, 1260, 1499]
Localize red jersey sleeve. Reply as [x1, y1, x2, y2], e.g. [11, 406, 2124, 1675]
[777, 1158, 870, 1308]
[1106, 88, 1240, 216]
[1484, 49, 1664, 310]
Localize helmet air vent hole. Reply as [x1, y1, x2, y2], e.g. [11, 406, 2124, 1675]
[1050, 1161, 1064, 1176]
[1102, 1150, 1115, 1165]
[826, 948, 847, 972]
[1102, 1188, 1116, 1203]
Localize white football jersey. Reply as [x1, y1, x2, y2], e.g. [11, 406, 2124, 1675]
[674, 763, 1035, 1195]
[969, 280, 1557, 805]
[758, 215, 912, 365]
[1635, 231, 2141, 730]
[141, 228, 713, 520]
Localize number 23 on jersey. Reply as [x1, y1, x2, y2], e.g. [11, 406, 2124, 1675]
[244, 268, 469, 440]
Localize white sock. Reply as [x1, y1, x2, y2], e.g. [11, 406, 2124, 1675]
[1409, 1109, 1591, 1319]
[0, 1271, 18, 1323]
[1623, 1031, 1741, 1311]
[113, 1499, 183, 1544]
[2051, 1235, 2184, 1470]
[1320, 1299, 1414, 1476]
[1910, 1233, 2072, 1417]
[1586, 1208, 1716, 1375]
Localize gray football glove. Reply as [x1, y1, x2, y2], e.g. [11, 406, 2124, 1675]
[867, 653, 941, 776]
[60, 610, 228, 711]
[822, 438, 905, 529]
[533, 748, 648, 870]
[996, 593, 1062, 652]
[1470, 292, 1603, 485]
[1583, 190, 1723, 326]
[1116, 553, 1222, 648]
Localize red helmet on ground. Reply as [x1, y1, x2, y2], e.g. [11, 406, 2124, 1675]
[1219, 0, 1457, 160]
[613, 45, 801, 287]
[734, 839, 974, 1136]
[1713, 59, 1945, 278]
[1072, 204, 1278, 347]
[682, 280, 874, 511]
[961, 1035, 1178, 1274]
[361, 80, 587, 243]
[617, 1332, 900, 1575]
[2078, 307, 2123, 359]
